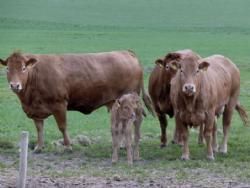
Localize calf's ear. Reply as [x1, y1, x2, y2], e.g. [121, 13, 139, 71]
[25, 58, 37, 67]
[198, 61, 210, 71]
[155, 59, 164, 67]
[0, 58, 7, 66]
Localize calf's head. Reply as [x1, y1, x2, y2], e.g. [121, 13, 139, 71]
[116, 93, 140, 120]
[0, 52, 37, 93]
[170, 56, 209, 97]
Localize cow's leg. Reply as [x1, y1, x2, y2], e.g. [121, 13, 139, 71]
[157, 113, 167, 148]
[204, 113, 215, 160]
[172, 125, 184, 146]
[111, 127, 120, 164]
[219, 106, 234, 154]
[53, 107, 71, 150]
[33, 119, 44, 153]
[198, 123, 205, 145]
[133, 113, 143, 161]
[180, 124, 189, 160]
[124, 122, 133, 165]
[212, 118, 218, 153]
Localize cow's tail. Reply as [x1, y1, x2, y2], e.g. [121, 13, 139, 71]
[140, 76, 155, 117]
[235, 102, 249, 126]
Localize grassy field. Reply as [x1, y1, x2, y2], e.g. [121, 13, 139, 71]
[0, 0, 250, 186]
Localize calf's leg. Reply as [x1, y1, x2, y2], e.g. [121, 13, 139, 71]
[133, 113, 143, 161]
[125, 121, 133, 165]
[111, 127, 120, 164]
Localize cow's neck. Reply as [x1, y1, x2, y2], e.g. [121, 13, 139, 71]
[181, 91, 201, 113]
[159, 69, 171, 98]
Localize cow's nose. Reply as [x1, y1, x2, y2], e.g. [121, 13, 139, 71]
[10, 82, 21, 91]
[183, 84, 196, 93]
[186, 85, 194, 91]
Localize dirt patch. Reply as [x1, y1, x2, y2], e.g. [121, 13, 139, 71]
[1, 152, 250, 188]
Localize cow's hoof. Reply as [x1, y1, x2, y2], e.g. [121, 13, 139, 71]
[33, 145, 43, 153]
[207, 155, 215, 161]
[127, 161, 133, 165]
[219, 146, 227, 154]
[112, 160, 117, 165]
[160, 143, 166, 148]
[171, 140, 177, 144]
[181, 155, 189, 161]
[213, 146, 219, 153]
[198, 140, 205, 145]
[63, 145, 73, 153]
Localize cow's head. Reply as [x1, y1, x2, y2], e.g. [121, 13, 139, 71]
[0, 52, 37, 93]
[116, 93, 140, 120]
[170, 55, 209, 97]
[155, 52, 181, 83]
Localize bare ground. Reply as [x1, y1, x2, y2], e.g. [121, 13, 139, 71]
[1, 151, 250, 188]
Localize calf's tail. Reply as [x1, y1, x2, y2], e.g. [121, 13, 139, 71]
[235, 102, 249, 126]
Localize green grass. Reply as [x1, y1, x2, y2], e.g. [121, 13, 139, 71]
[0, 0, 250, 184]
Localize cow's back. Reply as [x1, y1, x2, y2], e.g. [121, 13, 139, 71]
[200, 55, 240, 109]
[27, 51, 142, 114]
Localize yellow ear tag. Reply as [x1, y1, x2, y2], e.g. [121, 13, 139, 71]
[158, 64, 163, 68]
[203, 66, 208, 71]
[170, 64, 177, 70]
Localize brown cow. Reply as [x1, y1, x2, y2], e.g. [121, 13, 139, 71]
[148, 49, 202, 147]
[170, 53, 248, 160]
[111, 92, 144, 165]
[0, 51, 154, 153]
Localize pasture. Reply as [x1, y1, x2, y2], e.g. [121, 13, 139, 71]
[0, 0, 250, 187]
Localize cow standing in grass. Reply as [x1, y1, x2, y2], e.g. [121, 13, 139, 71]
[148, 50, 203, 147]
[0, 51, 154, 153]
[111, 92, 144, 165]
[169, 53, 248, 160]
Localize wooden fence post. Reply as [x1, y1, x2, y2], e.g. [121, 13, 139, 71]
[17, 131, 29, 188]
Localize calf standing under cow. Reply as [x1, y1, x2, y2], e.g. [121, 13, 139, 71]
[169, 53, 248, 160]
[0, 51, 154, 153]
[111, 92, 144, 165]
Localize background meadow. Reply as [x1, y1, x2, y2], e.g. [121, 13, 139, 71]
[0, 0, 250, 185]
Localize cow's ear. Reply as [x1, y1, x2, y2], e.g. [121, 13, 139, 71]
[170, 61, 180, 72]
[199, 61, 210, 71]
[0, 58, 7, 66]
[25, 58, 37, 67]
[155, 59, 164, 67]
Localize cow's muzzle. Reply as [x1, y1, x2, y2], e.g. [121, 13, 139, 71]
[10, 82, 22, 93]
[182, 84, 196, 96]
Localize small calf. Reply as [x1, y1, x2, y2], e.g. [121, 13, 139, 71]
[111, 92, 144, 165]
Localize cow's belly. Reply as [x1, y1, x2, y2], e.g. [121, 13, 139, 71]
[179, 110, 206, 127]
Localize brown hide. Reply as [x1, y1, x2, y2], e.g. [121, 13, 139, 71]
[170, 54, 245, 160]
[148, 49, 201, 147]
[1, 50, 153, 152]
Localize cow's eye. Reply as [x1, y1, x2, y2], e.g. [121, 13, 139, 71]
[196, 69, 200, 74]
[165, 65, 169, 70]
[180, 69, 183, 73]
[22, 66, 26, 72]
